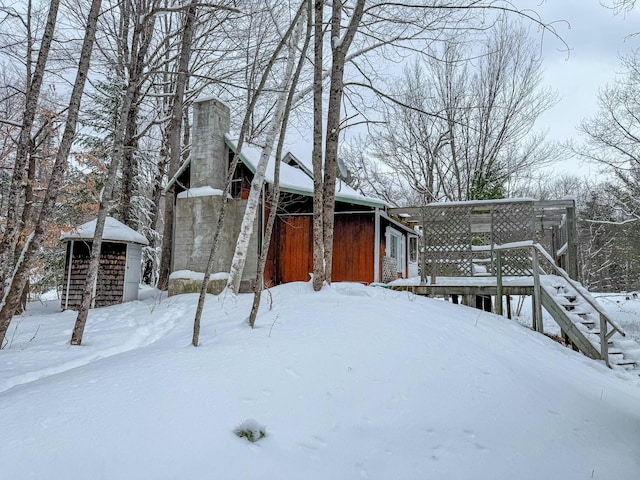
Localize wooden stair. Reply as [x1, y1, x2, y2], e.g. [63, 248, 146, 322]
[540, 279, 639, 373]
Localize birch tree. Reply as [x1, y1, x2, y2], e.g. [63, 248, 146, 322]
[70, 0, 159, 345]
[192, 0, 308, 345]
[0, 0, 60, 301]
[226, 4, 307, 294]
[0, 0, 103, 346]
[249, 2, 313, 327]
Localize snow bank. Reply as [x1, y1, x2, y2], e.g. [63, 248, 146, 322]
[169, 270, 230, 281]
[0, 283, 639, 480]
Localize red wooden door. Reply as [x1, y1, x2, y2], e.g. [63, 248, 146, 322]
[276, 215, 313, 283]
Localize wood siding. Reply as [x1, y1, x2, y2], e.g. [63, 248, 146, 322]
[266, 213, 375, 285]
[275, 215, 314, 284]
[62, 241, 127, 310]
[333, 214, 374, 282]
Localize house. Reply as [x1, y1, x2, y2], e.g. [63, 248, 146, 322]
[168, 98, 418, 294]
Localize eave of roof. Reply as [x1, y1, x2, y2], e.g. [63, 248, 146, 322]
[225, 136, 386, 209]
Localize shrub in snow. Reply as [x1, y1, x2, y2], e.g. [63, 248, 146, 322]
[233, 419, 266, 443]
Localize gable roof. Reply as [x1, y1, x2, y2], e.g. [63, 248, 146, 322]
[61, 217, 149, 245]
[225, 135, 387, 208]
[282, 151, 314, 178]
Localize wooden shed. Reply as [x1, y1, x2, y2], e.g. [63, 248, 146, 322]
[60, 217, 149, 310]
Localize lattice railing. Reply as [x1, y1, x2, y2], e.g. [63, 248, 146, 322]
[421, 201, 539, 279]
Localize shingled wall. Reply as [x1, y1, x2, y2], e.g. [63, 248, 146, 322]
[62, 241, 127, 310]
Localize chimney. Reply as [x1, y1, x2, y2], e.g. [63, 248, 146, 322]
[191, 97, 231, 190]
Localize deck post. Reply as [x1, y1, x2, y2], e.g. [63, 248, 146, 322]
[495, 250, 503, 316]
[599, 313, 609, 366]
[566, 202, 579, 280]
[64, 240, 74, 310]
[551, 225, 560, 265]
[531, 247, 544, 333]
[374, 208, 380, 283]
[420, 206, 427, 286]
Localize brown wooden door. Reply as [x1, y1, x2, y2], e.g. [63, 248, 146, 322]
[276, 215, 314, 283]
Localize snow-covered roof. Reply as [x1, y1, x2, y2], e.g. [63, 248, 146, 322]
[193, 95, 230, 110]
[177, 186, 230, 199]
[61, 217, 149, 245]
[426, 197, 537, 207]
[225, 135, 387, 209]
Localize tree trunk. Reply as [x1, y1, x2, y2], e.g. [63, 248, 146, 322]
[227, 11, 304, 294]
[311, 0, 324, 291]
[157, 0, 199, 291]
[120, 95, 141, 226]
[71, 2, 158, 345]
[0, 0, 102, 346]
[321, 0, 365, 285]
[0, 0, 60, 295]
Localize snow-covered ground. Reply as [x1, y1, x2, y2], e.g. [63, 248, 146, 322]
[1, 282, 639, 480]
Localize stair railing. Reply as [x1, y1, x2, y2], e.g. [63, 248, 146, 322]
[493, 241, 626, 366]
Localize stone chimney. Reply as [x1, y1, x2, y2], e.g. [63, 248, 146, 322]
[191, 97, 230, 189]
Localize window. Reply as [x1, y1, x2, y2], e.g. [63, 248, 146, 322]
[386, 227, 405, 274]
[409, 236, 418, 263]
[389, 234, 398, 258]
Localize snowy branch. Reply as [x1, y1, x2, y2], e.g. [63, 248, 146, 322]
[0, 118, 21, 127]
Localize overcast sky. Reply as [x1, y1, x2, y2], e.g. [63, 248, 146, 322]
[285, 1, 639, 175]
[530, 0, 639, 165]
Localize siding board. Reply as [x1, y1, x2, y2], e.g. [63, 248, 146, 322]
[272, 213, 375, 284]
[61, 241, 128, 310]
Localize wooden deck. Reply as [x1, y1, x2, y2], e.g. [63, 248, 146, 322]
[389, 276, 534, 297]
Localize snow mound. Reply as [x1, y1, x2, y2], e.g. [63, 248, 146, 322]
[1, 282, 639, 479]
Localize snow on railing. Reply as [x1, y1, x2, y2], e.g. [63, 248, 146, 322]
[493, 241, 626, 366]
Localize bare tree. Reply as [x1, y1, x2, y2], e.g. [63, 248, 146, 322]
[365, 18, 557, 203]
[71, 0, 158, 346]
[191, 0, 308, 346]
[603, 0, 637, 13]
[576, 51, 640, 173]
[226, 5, 307, 294]
[0, 0, 60, 300]
[156, 0, 199, 291]
[573, 49, 640, 247]
[248, 2, 312, 327]
[0, 0, 103, 346]
[314, 0, 366, 289]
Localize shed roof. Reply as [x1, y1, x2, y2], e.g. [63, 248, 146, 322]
[61, 217, 149, 245]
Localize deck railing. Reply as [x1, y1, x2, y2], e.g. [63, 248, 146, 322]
[493, 241, 625, 366]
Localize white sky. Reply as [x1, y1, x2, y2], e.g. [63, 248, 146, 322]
[283, 1, 640, 177]
[530, 0, 640, 171]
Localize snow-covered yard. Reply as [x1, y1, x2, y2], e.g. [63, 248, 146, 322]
[1, 282, 639, 479]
